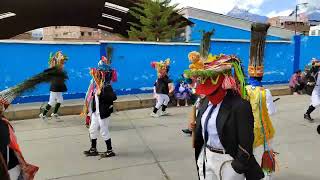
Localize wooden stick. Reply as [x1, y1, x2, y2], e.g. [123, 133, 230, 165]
[191, 105, 197, 148]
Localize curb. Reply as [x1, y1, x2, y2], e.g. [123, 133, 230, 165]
[5, 86, 292, 121]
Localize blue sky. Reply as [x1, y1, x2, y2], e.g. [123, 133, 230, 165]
[172, 0, 311, 17]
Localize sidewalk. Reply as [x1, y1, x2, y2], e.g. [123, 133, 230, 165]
[5, 85, 291, 120]
[12, 94, 320, 180]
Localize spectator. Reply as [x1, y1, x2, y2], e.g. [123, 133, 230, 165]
[174, 74, 192, 107]
[289, 70, 305, 95]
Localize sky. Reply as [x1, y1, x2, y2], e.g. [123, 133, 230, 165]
[172, 0, 320, 17]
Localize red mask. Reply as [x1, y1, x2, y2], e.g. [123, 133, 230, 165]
[196, 76, 226, 105]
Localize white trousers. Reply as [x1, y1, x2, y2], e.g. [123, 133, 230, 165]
[155, 94, 170, 109]
[9, 165, 21, 180]
[89, 112, 110, 141]
[48, 91, 63, 106]
[197, 148, 245, 180]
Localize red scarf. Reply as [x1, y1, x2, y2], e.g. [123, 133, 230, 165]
[207, 87, 226, 105]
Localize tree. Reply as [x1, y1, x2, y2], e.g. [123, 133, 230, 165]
[128, 0, 186, 42]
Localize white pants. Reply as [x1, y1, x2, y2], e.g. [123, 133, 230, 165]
[197, 148, 245, 180]
[155, 94, 170, 109]
[9, 165, 21, 180]
[48, 91, 63, 106]
[89, 112, 110, 141]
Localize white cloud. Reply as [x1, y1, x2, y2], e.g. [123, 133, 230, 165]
[172, 0, 266, 14]
[267, 9, 293, 17]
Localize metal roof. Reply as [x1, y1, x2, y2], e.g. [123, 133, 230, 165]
[0, 0, 192, 39]
[182, 7, 296, 40]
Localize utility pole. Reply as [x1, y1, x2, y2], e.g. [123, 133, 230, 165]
[295, 2, 308, 35]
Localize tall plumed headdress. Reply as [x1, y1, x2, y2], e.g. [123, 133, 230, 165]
[248, 23, 270, 78]
[48, 51, 68, 68]
[151, 59, 170, 78]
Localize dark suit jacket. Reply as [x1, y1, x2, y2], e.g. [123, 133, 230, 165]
[194, 91, 264, 180]
[92, 85, 117, 119]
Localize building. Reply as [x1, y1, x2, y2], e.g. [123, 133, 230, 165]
[10, 32, 33, 40]
[268, 16, 310, 35]
[181, 7, 295, 42]
[42, 26, 127, 41]
[309, 25, 320, 36]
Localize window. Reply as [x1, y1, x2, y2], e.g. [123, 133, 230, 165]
[318, 30, 320, 35]
[311, 30, 316, 35]
[63, 32, 68, 35]
[81, 32, 85, 36]
[88, 32, 92, 36]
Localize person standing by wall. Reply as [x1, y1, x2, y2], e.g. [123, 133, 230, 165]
[304, 60, 320, 121]
[246, 23, 277, 180]
[150, 59, 172, 118]
[83, 56, 117, 158]
[39, 51, 68, 120]
[289, 70, 304, 95]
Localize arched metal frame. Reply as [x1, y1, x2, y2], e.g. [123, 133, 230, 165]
[0, 0, 192, 39]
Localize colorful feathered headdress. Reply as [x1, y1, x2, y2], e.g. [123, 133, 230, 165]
[184, 30, 247, 99]
[48, 51, 68, 68]
[248, 23, 270, 78]
[90, 56, 117, 95]
[151, 59, 170, 77]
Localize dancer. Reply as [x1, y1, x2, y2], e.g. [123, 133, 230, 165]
[0, 67, 67, 180]
[150, 59, 172, 118]
[304, 59, 320, 121]
[246, 23, 277, 180]
[39, 51, 68, 119]
[83, 56, 117, 158]
[187, 31, 264, 180]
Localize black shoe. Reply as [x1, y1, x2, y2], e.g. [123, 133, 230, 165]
[84, 148, 99, 156]
[317, 125, 320, 134]
[100, 150, 116, 158]
[182, 129, 192, 135]
[304, 114, 314, 122]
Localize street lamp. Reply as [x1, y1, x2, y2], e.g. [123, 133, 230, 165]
[295, 2, 308, 35]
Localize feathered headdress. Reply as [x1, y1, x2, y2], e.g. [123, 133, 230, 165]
[248, 23, 270, 77]
[48, 51, 68, 68]
[151, 59, 170, 77]
[184, 31, 246, 99]
[0, 67, 68, 111]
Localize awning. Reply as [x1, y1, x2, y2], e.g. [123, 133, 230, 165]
[0, 0, 192, 39]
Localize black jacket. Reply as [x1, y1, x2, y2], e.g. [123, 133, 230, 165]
[92, 85, 117, 119]
[194, 91, 264, 180]
[50, 75, 67, 92]
[155, 75, 172, 95]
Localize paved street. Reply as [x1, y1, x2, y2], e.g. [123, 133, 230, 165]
[11, 95, 320, 180]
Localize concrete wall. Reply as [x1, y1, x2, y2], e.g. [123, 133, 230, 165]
[0, 39, 294, 104]
[0, 41, 101, 103]
[210, 40, 294, 84]
[299, 36, 320, 69]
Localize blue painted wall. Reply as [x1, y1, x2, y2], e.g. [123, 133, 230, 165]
[0, 40, 295, 104]
[189, 18, 283, 41]
[209, 41, 294, 84]
[299, 36, 320, 69]
[0, 42, 100, 103]
[100, 42, 198, 95]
